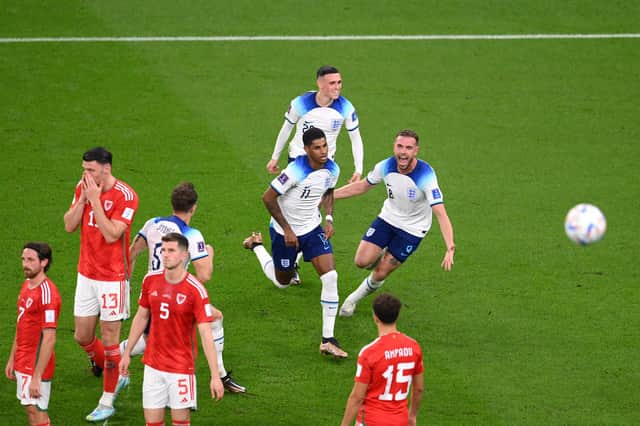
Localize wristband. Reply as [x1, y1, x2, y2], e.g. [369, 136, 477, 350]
[325, 214, 334, 223]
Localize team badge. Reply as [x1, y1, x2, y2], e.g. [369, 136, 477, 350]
[277, 173, 289, 185]
[122, 207, 134, 220]
[26, 297, 33, 308]
[331, 119, 341, 130]
[351, 111, 358, 122]
[406, 245, 414, 253]
[281, 259, 290, 268]
[432, 188, 442, 200]
[407, 188, 417, 201]
[176, 293, 187, 304]
[197, 241, 205, 252]
[45, 309, 56, 323]
[104, 200, 113, 211]
[366, 227, 376, 237]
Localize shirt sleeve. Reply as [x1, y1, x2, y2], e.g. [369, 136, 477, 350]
[42, 284, 61, 328]
[138, 276, 151, 309]
[70, 181, 83, 208]
[193, 289, 214, 324]
[366, 159, 386, 186]
[422, 170, 444, 206]
[270, 161, 300, 195]
[111, 191, 139, 225]
[354, 352, 372, 384]
[348, 127, 364, 175]
[187, 229, 208, 261]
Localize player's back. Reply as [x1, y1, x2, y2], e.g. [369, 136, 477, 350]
[356, 332, 423, 426]
[139, 216, 207, 273]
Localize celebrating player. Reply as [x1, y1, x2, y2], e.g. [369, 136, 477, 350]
[244, 127, 348, 358]
[120, 182, 246, 393]
[341, 293, 424, 426]
[5, 242, 61, 426]
[335, 129, 455, 316]
[119, 233, 224, 425]
[267, 65, 365, 184]
[63, 147, 138, 421]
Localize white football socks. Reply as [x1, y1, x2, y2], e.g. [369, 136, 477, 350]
[348, 273, 385, 305]
[252, 245, 288, 289]
[211, 318, 226, 377]
[320, 270, 339, 338]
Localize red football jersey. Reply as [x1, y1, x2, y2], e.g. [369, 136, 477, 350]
[14, 278, 62, 380]
[71, 179, 138, 281]
[139, 271, 214, 374]
[355, 332, 424, 426]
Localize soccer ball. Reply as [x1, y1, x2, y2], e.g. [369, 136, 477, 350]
[564, 203, 606, 245]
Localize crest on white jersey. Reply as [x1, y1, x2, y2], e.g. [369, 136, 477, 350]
[176, 293, 187, 304]
[104, 200, 113, 211]
[26, 297, 33, 308]
[331, 119, 341, 130]
[407, 188, 417, 201]
[366, 227, 376, 237]
[281, 259, 290, 268]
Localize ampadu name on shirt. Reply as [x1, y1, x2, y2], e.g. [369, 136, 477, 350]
[384, 347, 414, 360]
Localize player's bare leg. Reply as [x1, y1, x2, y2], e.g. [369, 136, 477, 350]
[74, 315, 105, 377]
[340, 249, 402, 317]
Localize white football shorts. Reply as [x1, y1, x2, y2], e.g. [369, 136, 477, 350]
[143, 365, 197, 410]
[74, 273, 130, 321]
[15, 371, 51, 410]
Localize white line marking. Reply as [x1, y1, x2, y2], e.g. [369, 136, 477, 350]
[1, 34, 639, 43]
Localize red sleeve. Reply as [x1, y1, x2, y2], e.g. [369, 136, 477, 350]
[70, 181, 83, 208]
[41, 282, 61, 329]
[193, 290, 214, 324]
[111, 190, 139, 225]
[354, 351, 373, 385]
[138, 275, 151, 309]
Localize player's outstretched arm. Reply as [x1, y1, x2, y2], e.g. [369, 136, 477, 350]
[348, 127, 364, 182]
[432, 204, 455, 271]
[341, 382, 368, 426]
[268, 120, 296, 174]
[129, 234, 148, 280]
[334, 179, 374, 200]
[197, 322, 224, 400]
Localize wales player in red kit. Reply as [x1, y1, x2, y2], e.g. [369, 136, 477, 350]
[5, 242, 61, 426]
[120, 233, 224, 426]
[63, 147, 138, 422]
[341, 294, 424, 426]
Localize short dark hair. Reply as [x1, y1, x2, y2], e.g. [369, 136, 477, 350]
[171, 182, 198, 213]
[82, 147, 113, 165]
[372, 293, 402, 324]
[302, 127, 326, 146]
[316, 65, 340, 79]
[161, 232, 189, 251]
[23, 242, 53, 272]
[396, 129, 420, 145]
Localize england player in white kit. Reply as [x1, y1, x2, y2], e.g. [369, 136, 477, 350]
[334, 129, 456, 316]
[245, 127, 348, 358]
[266, 65, 364, 184]
[121, 182, 246, 393]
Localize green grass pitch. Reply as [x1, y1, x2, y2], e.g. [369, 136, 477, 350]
[1, 1, 639, 424]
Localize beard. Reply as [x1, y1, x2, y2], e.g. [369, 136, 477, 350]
[23, 268, 40, 279]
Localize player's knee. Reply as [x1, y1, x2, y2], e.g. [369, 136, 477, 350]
[354, 255, 370, 269]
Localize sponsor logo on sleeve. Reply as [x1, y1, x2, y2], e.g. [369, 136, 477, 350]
[197, 241, 205, 252]
[277, 173, 289, 185]
[351, 111, 358, 122]
[205, 303, 213, 316]
[122, 207, 134, 221]
[432, 188, 442, 200]
[45, 309, 56, 323]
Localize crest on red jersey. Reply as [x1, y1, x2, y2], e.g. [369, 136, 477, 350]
[176, 293, 187, 304]
[104, 200, 113, 211]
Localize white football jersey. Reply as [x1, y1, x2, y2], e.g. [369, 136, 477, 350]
[270, 156, 340, 236]
[285, 91, 359, 159]
[137, 216, 208, 272]
[367, 157, 444, 237]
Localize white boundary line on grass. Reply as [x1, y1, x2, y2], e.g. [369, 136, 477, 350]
[1, 34, 640, 43]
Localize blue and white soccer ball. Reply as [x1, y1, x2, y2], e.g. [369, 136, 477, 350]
[564, 203, 606, 245]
